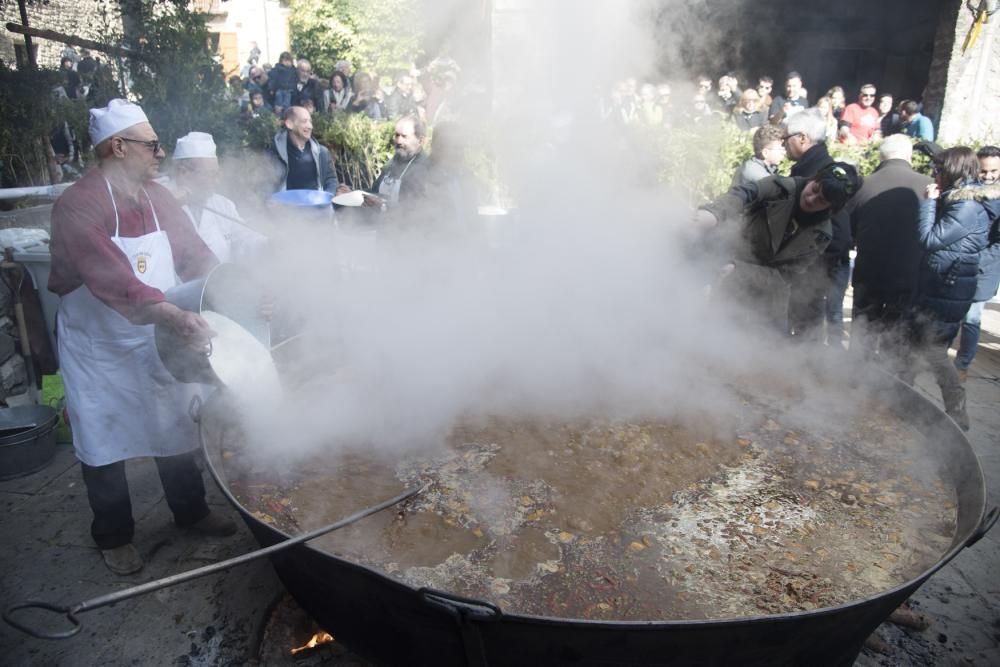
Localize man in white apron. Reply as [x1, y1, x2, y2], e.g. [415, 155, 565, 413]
[172, 131, 267, 263]
[48, 100, 236, 575]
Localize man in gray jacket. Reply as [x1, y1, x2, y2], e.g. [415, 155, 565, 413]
[270, 106, 346, 194]
[731, 125, 786, 188]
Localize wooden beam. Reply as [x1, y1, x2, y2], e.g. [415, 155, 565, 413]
[5, 22, 150, 61]
[15, 0, 35, 68]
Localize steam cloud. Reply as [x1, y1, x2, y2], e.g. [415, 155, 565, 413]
[222, 0, 865, 464]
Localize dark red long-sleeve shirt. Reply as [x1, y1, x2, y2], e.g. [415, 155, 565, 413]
[49, 168, 218, 320]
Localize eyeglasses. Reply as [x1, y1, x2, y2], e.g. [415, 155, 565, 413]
[860, 93, 875, 98]
[828, 165, 857, 196]
[118, 137, 161, 153]
[782, 133, 801, 145]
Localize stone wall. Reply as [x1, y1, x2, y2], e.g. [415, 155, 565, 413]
[929, 0, 1000, 144]
[0, 0, 120, 68]
[0, 284, 28, 400]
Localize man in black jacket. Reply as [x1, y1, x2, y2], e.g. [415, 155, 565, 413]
[783, 110, 855, 345]
[846, 135, 933, 358]
[292, 59, 323, 109]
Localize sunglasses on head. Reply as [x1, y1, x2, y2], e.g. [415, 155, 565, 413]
[828, 165, 857, 196]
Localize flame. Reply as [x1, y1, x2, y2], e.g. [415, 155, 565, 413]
[290, 631, 334, 655]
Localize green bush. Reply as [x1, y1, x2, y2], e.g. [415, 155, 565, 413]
[124, 6, 243, 155]
[0, 65, 90, 188]
[288, 0, 422, 77]
[313, 111, 395, 190]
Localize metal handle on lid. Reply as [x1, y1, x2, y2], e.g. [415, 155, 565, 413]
[188, 394, 203, 424]
[3, 601, 82, 640]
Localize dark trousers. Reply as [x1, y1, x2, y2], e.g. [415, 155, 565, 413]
[849, 285, 911, 360]
[80, 451, 210, 549]
[850, 285, 965, 414]
[787, 258, 851, 344]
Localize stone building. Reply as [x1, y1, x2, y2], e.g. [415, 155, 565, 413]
[1, 0, 289, 75]
[0, 0, 116, 68]
[192, 0, 290, 76]
[928, 0, 1000, 144]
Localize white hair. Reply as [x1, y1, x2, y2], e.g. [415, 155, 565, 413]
[785, 109, 827, 143]
[879, 134, 913, 163]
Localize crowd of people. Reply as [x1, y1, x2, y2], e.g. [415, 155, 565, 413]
[672, 69, 998, 433]
[600, 70, 936, 144]
[233, 49, 458, 126]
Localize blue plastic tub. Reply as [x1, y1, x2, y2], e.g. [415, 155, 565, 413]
[269, 189, 334, 208]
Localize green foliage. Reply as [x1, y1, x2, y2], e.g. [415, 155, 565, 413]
[288, 0, 422, 77]
[123, 6, 243, 155]
[242, 113, 281, 152]
[0, 65, 89, 187]
[649, 121, 755, 205]
[312, 110, 395, 190]
[828, 142, 882, 177]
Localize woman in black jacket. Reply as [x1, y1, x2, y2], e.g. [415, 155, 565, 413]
[905, 147, 991, 430]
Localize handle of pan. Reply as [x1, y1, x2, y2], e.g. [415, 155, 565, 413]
[966, 506, 998, 548]
[4, 484, 424, 640]
[3, 601, 82, 640]
[419, 588, 499, 667]
[419, 588, 502, 620]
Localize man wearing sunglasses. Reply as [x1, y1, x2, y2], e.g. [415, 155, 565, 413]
[840, 84, 881, 143]
[48, 99, 236, 576]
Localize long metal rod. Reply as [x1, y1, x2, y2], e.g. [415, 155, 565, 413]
[4, 484, 422, 638]
[76, 485, 420, 613]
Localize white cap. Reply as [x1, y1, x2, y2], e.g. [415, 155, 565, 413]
[173, 132, 217, 160]
[89, 98, 149, 145]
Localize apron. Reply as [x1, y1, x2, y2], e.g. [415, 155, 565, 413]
[57, 179, 200, 466]
[184, 203, 232, 263]
[377, 155, 417, 206]
[183, 196, 267, 264]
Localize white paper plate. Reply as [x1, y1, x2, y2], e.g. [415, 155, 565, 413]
[332, 190, 366, 207]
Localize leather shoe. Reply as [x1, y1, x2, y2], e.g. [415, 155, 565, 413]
[101, 544, 143, 575]
[183, 512, 238, 537]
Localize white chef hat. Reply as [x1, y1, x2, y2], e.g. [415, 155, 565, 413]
[89, 98, 149, 145]
[173, 132, 217, 160]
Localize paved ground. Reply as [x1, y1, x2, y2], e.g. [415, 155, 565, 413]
[1, 306, 998, 666]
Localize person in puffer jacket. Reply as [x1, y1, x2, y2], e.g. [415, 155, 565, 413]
[904, 147, 991, 431]
[951, 146, 1000, 381]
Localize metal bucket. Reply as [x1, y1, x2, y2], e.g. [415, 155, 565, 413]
[0, 405, 58, 481]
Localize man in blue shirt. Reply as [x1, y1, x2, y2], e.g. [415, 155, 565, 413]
[898, 100, 934, 141]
